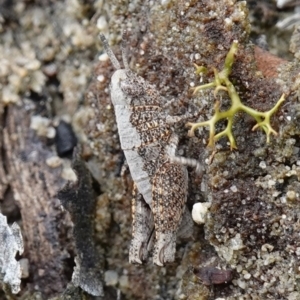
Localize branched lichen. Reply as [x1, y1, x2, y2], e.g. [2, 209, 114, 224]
[187, 41, 285, 149]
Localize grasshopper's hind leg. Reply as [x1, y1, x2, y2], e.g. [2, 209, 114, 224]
[129, 184, 154, 264]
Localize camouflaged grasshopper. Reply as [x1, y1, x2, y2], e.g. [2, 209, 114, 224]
[100, 34, 200, 266]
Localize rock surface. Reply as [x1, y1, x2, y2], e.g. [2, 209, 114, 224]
[1, 0, 300, 299]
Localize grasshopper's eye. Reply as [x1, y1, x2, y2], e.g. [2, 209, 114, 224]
[120, 79, 133, 94]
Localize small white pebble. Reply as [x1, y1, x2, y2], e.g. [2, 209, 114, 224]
[30, 115, 55, 138]
[286, 190, 297, 201]
[119, 275, 129, 288]
[236, 278, 246, 289]
[230, 185, 238, 193]
[97, 74, 105, 82]
[268, 180, 276, 187]
[224, 18, 232, 26]
[43, 63, 57, 77]
[2, 86, 20, 104]
[19, 258, 29, 279]
[192, 202, 211, 224]
[61, 167, 77, 182]
[97, 16, 108, 31]
[46, 126, 56, 139]
[25, 59, 41, 71]
[217, 44, 224, 51]
[30, 115, 50, 130]
[236, 265, 243, 273]
[259, 161, 266, 169]
[96, 123, 105, 132]
[277, 0, 293, 9]
[46, 156, 62, 168]
[261, 243, 274, 252]
[195, 53, 201, 60]
[161, 0, 171, 6]
[98, 53, 109, 62]
[104, 270, 119, 286]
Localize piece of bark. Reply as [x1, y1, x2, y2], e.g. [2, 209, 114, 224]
[3, 103, 73, 297]
[0, 212, 23, 294]
[0, 105, 8, 199]
[57, 151, 104, 297]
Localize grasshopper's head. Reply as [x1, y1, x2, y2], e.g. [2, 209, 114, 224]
[100, 33, 133, 106]
[110, 69, 132, 106]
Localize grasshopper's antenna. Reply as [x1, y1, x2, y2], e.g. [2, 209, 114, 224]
[121, 30, 130, 70]
[99, 34, 121, 70]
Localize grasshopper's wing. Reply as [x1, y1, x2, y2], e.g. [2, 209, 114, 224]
[152, 162, 188, 266]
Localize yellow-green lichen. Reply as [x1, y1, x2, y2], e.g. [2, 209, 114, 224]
[187, 40, 285, 149]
